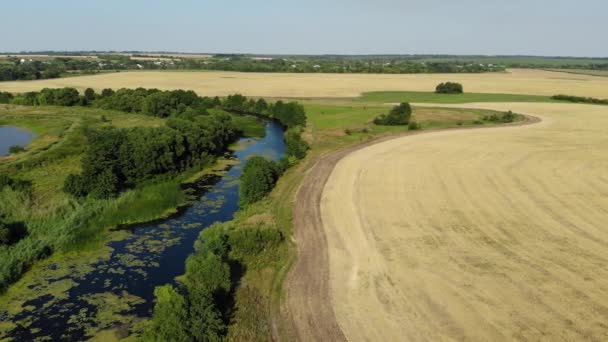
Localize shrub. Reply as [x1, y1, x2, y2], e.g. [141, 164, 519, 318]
[408, 121, 420, 130]
[63, 174, 87, 198]
[0, 92, 13, 104]
[228, 227, 282, 260]
[8, 145, 25, 154]
[552, 94, 608, 105]
[374, 102, 412, 126]
[482, 110, 516, 123]
[435, 82, 463, 94]
[285, 127, 309, 159]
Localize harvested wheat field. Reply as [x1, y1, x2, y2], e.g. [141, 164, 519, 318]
[1, 69, 608, 98]
[293, 102, 608, 341]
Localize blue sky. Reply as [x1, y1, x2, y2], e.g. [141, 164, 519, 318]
[1, 0, 606, 56]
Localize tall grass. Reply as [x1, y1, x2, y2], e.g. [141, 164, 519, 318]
[0, 178, 187, 292]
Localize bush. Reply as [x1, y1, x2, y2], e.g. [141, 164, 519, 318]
[0, 173, 32, 193]
[228, 228, 282, 260]
[482, 110, 516, 123]
[239, 156, 279, 207]
[552, 94, 608, 105]
[374, 102, 412, 126]
[0, 221, 27, 246]
[435, 82, 463, 94]
[0, 92, 13, 104]
[8, 145, 25, 154]
[285, 127, 309, 159]
[408, 121, 420, 130]
[63, 174, 87, 198]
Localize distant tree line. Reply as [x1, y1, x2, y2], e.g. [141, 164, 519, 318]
[0, 55, 508, 82]
[552, 94, 608, 105]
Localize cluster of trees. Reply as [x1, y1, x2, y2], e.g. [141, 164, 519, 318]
[7, 88, 307, 131]
[552, 94, 608, 105]
[482, 110, 517, 123]
[374, 102, 414, 126]
[64, 113, 237, 199]
[435, 82, 464, 94]
[94, 88, 220, 117]
[222, 94, 306, 128]
[0, 59, 63, 81]
[11, 87, 82, 106]
[143, 222, 282, 341]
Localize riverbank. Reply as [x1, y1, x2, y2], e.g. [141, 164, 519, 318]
[0, 120, 281, 341]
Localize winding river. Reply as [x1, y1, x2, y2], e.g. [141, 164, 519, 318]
[0, 126, 36, 156]
[4, 121, 286, 341]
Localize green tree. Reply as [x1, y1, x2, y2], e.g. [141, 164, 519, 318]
[374, 102, 412, 126]
[435, 82, 464, 94]
[142, 285, 191, 342]
[239, 156, 278, 206]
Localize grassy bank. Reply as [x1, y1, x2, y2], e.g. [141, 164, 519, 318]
[0, 104, 264, 295]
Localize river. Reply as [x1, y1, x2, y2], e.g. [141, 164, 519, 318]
[3, 121, 286, 341]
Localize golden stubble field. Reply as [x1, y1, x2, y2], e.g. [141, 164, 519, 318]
[1, 69, 608, 98]
[317, 102, 608, 341]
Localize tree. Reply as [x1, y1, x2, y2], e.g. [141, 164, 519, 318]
[285, 128, 309, 159]
[186, 287, 226, 342]
[435, 82, 463, 94]
[100, 88, 115, 98]
[374, 102, 412, 126]
[83, 88, 96, 105]
[239, 156, 278, 206]
[142, 285, 191, 342]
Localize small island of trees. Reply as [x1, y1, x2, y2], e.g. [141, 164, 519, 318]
[435, 82, 464, 94]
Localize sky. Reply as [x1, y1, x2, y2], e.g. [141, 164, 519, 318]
[1, 0, 606, 57]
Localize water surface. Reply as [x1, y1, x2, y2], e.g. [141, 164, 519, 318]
[0, 126, 36, 156]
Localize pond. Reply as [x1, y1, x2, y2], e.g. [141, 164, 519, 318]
[0, 126, 36, 156]
[2, 121, 286, 341]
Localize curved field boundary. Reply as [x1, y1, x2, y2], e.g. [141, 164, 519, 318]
[284, 112, 540, 341]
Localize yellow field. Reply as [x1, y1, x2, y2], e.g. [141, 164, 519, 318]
[317, 102, 608, 341]
[1, 69, 607, 98]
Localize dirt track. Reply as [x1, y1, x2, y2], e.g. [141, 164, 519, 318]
[287, 103, 608, 341]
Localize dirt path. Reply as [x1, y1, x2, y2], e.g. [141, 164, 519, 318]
[288, 102, 608, 341]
